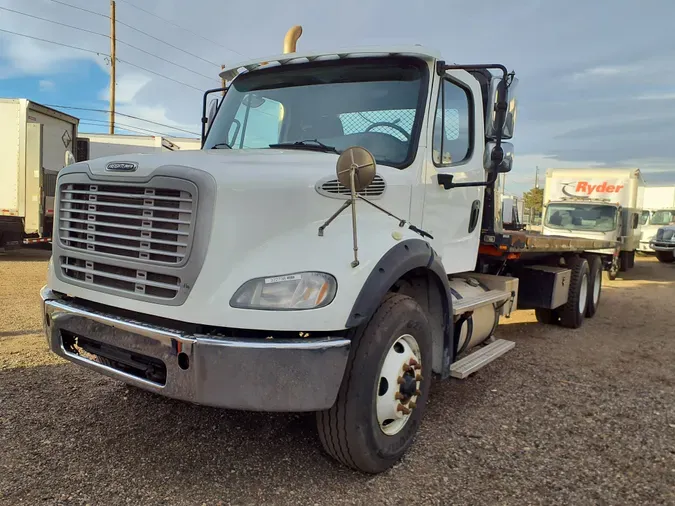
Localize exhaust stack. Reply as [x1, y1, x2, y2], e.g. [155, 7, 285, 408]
[283, 25, 303, 54]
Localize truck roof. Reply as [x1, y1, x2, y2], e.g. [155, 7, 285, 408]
[219, 45, 442, 81]
[546, 167, 642, 178]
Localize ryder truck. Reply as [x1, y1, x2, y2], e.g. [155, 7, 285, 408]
[542, 168, 644, 279]
[42, 28, 616, 474]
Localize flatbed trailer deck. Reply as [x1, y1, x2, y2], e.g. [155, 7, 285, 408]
[480, 230, 616, 255]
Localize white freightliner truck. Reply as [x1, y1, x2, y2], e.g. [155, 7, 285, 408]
[0, 99, 79, 250]
[41, 28, 617, 473]
[541, 168, 644, 279]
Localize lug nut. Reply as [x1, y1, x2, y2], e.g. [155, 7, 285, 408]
[397, 404, 411, 415]
[415, 373, 424, 382]
[402, 364, 412, 372]
[397, 377, 405, 385]
[415, 389, 422, 396]
[409, 402, 417, 409]
[395, 392, 404, 400]
[409, 358, 419, 367]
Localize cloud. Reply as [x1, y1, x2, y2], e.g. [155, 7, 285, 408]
[38, 79, 55, 91]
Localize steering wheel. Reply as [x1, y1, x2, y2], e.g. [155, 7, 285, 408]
[364, 122, 411, 141]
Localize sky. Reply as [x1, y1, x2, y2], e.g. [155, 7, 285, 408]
[1, 0, 674, 196]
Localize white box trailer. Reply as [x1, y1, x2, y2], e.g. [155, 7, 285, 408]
[638, 186, 675, 253]
[75, 134, 200, 162]
[0, 99, 79, 250]
[542, 168, 644, 276]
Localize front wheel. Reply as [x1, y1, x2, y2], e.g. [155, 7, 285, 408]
[316, 293, 433, 474]
[656, 251, 675, 263]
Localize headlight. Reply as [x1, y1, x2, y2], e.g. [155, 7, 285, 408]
[230, 272, 337, 310]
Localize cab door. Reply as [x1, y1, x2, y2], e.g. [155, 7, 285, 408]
[421, 71, 485, 274]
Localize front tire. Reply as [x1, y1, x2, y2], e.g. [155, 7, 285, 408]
[558, 256, 590, 329]
[656, 251, 675, 263]
[316, 293, 433, 474]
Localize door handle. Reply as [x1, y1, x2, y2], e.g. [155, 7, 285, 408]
[468, 200, 481, 233]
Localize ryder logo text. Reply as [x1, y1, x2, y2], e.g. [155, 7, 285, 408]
[562, 181, 624, 198]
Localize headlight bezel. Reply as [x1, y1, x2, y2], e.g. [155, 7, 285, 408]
[229, 271, 338, 311]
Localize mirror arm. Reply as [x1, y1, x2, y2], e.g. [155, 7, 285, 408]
[201, 87, 227, 147]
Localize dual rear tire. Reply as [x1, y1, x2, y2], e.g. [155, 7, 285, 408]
[534, 255, 602, 328]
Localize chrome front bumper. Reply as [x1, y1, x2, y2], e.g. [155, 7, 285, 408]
[41, 287, 351, 412]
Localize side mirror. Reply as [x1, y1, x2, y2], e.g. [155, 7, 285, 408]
[484, 141, 514, 173]
[486, 76, 518, 140]
[206, 98, 219, 127]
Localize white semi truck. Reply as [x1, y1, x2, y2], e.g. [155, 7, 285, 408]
[0, 99, 79, 250]
[542, 168, 644, 278]
[41, 28, 617, 473]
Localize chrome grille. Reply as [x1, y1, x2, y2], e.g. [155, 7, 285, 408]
[319, 174, 386, 198]
[58, 183, 194, 265]
[60, 257, 181, 299]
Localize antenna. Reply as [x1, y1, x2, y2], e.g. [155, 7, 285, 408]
[318, 147, 432, 268]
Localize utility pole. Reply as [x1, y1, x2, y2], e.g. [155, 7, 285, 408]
[221, 65, 226, 95]
[534, 166, 539, 189]
[109, 0, 116, 134]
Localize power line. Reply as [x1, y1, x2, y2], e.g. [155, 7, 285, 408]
[49, 0, 108, 19]
[0, 27, 106, 57]
[78, 117, 198, 138]
[0, 6, 219, 84]
[117, 40, 218, 83]
[117, 58, 204, 92]
[50, 0, 221, 68]
[44, 104, 201, 136]
[1, 28, 206, 93]
[0, 6, 108, 38]
[116, 0, 248, 58]
[115, 19, 221, 68]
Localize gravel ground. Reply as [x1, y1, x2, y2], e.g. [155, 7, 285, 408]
[1, 249, 674, 505]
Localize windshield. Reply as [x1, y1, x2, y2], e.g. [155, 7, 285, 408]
[203, 57, 428, 168]
[544, 203, 619, 233]
[640, 210, 651, 225]
[651, 209, 675, 225]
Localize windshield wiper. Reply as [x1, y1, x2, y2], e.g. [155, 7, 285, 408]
[269, 139, 338, 154]
[211, 142, 231, 149]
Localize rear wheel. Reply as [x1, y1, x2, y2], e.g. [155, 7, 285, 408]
[656, 251, 675, 263]
[585, 255, 603, 318]
[558, 256, 590, 329]
[316, 293, 433, 474]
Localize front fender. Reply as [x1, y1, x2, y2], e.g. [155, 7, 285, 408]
[201, 213, 435, 332]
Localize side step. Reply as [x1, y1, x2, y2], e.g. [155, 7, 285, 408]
[449, 339, 515, 379]
[453, 289, 511, 315]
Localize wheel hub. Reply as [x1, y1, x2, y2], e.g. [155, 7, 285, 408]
[376, 334, 423, 435]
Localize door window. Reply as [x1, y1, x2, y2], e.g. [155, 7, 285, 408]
[432, 78, 472, 166]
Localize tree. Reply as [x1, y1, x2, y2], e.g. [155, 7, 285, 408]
[522, 187, 544, 224]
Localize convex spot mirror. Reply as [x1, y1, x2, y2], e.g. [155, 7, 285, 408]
[336, 146, 376, 192]
[484, 141, 514, 174]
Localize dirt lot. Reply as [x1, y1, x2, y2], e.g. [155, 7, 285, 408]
[1, 250, 674, 505]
